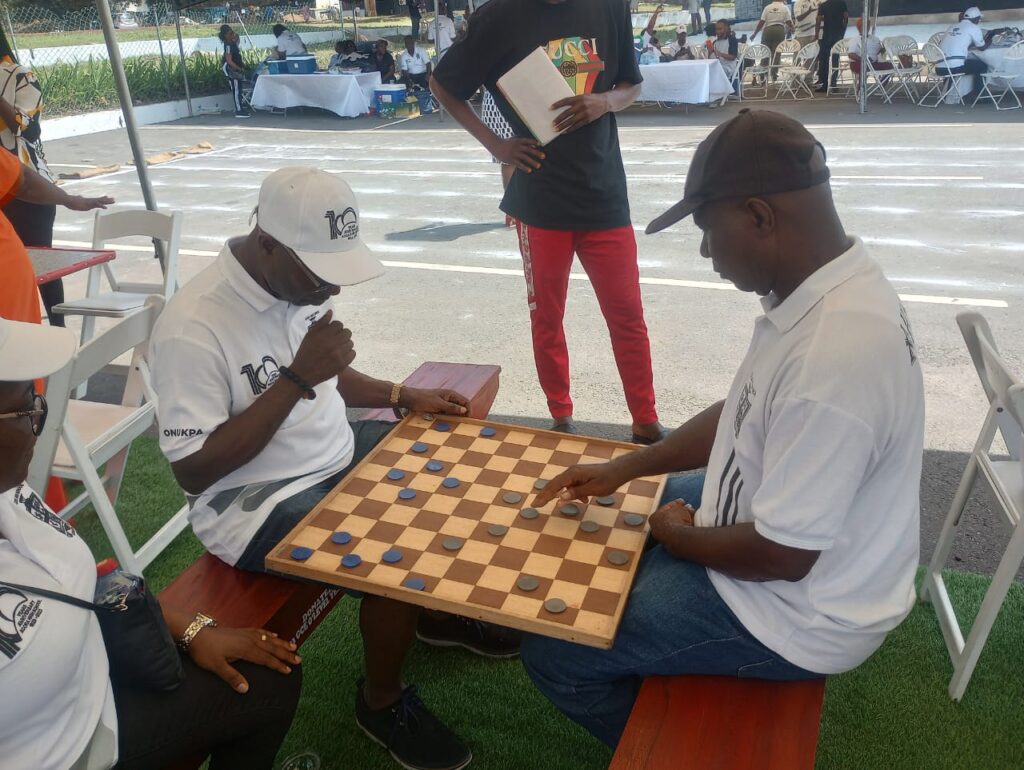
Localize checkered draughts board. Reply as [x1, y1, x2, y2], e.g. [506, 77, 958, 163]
[266, 414, 666, 648]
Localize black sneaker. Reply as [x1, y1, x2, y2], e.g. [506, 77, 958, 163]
[550, 419, 579, 434]
[416, 613, 522, 658]
[356, 681, 472, 770]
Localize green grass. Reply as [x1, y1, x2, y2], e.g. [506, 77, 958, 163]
[74, 437, 1024, 769]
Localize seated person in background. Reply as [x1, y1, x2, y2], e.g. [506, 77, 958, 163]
[372, 39, 397, 82]
[847, 17, 890, 75]
[150, 167, 517, 770]
[939, 6, 992, 100]
[0, 318, 302, 770]
[271, 24, 307, 59]
[711, 20, 741, 88]
[666, 27, 694, 60]
[398, 35, 432, 89]
[522, 109, 925, 748]
[639, 4, 665, 63]
[328, 39, 363, 69]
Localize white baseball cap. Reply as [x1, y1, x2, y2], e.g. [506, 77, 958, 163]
[676, 25, 688, 34]
[254, 167, 384, 287]
[0, 318, 77, 381]
[963, 6, 982, 20]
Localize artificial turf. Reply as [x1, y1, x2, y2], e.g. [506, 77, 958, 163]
[72, 437, 1024, 770]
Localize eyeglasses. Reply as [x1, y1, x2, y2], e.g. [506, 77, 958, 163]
[0, 393, 48, 437]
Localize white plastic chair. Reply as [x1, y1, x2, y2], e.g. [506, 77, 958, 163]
[927, 31, 947, 48]
[920, 312, 1024, 701]
[53, 209, 183, 348]
[972, 41, 1023, 110]
[776, 41, 818, 99]
[918, 42, 967, 107]
[827, 37, 854, 96]
[27, 297, 190, 576]
[772, 39, 802, 82]
[860, 54, 897, 103]
[885, 41, 925, 101]
[690, 43, 709, 60]
[741, 43, 772, 99]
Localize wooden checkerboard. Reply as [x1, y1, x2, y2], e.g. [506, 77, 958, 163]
[266, 414, 666, 648]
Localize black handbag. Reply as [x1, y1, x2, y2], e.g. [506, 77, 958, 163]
[2, 573, 185, 692]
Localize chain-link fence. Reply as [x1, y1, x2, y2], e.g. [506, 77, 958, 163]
[2, 3, 400, 116]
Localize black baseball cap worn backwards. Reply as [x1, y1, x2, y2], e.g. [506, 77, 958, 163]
[646, 108, 831, 234]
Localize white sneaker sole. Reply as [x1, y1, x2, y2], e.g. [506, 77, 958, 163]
[415, 631, 520, 659]
[356, 720, 473, 770]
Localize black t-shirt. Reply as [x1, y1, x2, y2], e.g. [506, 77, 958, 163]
[407, 0, 422, 19]
[223, 41, 242, 70]
[818, 0, 848, 40]
[374, 51, 395, 78]
[433, 0, 642, 231]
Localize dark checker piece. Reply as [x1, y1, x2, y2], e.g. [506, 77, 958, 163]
[544, 598, 567, 614]
[560, 504, 581, 517]
[442, 477, 461, 489]
[533, 479, 548, 491]
[331, 531, 352, 545]
[412, 442, 429, 453]
[404, 577, 426, 591]
[597, 496, 616, 506]
[434, 422, 451, 432]
[580, 521, 600, 533]
[487, 524, 509, 537]
[517, 575, 540, 592]
[480, 427, 497, 437]
[386, 469, 405, 481]
[341, 553, 362, 568]
[607, 551, 630, 566]
[442, 537, 464, 551]
[426, 460, 444, 472]
[624, 513, 646, 527]
[382, 549, 403, 564]
[290, 546, 314, 561]
[398, 488, 417, 500]
[520, 507, 540, 520]
[502, 491, 523, 505]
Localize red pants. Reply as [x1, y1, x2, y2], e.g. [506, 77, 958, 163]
[515, 223, 658, 424]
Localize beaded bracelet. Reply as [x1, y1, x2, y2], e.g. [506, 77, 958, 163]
[279, 366, 317, 399]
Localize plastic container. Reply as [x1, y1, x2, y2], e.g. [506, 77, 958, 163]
[267, 59, 288, 75]
[374, 84, 407, 117]
[286, 55, 318, 74]
[414, 90, 434, 114]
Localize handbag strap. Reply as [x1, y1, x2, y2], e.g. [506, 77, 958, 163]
[0, 580, 108, 612]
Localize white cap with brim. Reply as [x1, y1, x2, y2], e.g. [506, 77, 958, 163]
[255, 166, 384, 287]
[963, 6, 982, 20]
[0, 318, 77, 381]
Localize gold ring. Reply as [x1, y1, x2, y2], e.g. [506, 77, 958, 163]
[261, 634, 267, 642]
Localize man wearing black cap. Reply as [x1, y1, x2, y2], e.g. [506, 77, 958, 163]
[522, 109, 925, 747]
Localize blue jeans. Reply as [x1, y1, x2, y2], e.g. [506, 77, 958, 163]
[520, 473, 821, 747]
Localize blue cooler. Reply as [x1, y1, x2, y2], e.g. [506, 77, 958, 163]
[267, 59, 288, 74]
[286, 55, 317, 74]
[374, 84, 407, 116]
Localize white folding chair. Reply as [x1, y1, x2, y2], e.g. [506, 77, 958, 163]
[827, 38, 854, 96]
[918, 42, 967, 107]
[920, 312, 1024, 701]
[741, 43, 772, 99]
[772, 39, 802, 83]
[27, 297, 189, 576]
[53, 209, 183, 349]
[972, 41, 1024, 110]
[885, 41, 926, 102]
[690, 43, 709, 59]
[775, 41, 818, 99]
[860, 55, 897, 103]
[927, 31, 947, 48]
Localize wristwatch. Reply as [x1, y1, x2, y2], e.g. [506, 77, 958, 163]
[178, 612, 217, 652]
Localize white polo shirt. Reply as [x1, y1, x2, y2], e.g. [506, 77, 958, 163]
[399, 46, 431, 75]
[848, 34, 882, 62]
[760, 2, 792, 29]
[275, 29, 307, 57]
[940, 19, 985, 64]
[150, 242, 355, 566]
[695, 238, 924, 675]
[0, 485, 117, 770]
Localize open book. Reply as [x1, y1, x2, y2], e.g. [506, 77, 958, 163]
[496, 47, 575, 146]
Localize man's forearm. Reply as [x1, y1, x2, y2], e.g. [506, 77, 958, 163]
[610, 400, 724, 480]
[15, 163, 74, 207]
[432, 77, 504, 155]
[655, 522, 818, 582]
[338, 367, 395, 408]
[171, 379, 304, 494]
[605, 81, 641, 113]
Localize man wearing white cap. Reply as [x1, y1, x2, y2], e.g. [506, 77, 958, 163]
[940, 6, 993, 100]
[149, 167, 504, 770]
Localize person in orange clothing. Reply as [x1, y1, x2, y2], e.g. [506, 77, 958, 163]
[0, 140, 112, 325]
[0, 139, 112, 509]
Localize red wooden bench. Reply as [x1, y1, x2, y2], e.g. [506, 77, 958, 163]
[610, 676, 826, 770]
[159, 363, 500, 769]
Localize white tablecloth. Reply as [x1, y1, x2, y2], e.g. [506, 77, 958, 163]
[639, 60, 734, 105]
[251, 72, 379, 117]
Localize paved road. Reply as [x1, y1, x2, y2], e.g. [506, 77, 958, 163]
[43, 100, 1023, 577]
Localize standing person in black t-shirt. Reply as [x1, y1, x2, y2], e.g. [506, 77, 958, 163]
[219, 24, 249, 118]
[407, 0, 422, 38]
[815, 0, 848, 92]
[432, 0, 665, 444]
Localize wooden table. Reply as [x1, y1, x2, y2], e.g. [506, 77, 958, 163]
[28, 247, 115, 285]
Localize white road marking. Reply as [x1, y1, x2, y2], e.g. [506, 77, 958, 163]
[56, 238, 1005, 309]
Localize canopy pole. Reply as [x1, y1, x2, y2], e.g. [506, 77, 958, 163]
[858, 0, 871, 114]
[96, 0, 163, 262]
[173, 10, 194, 116]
